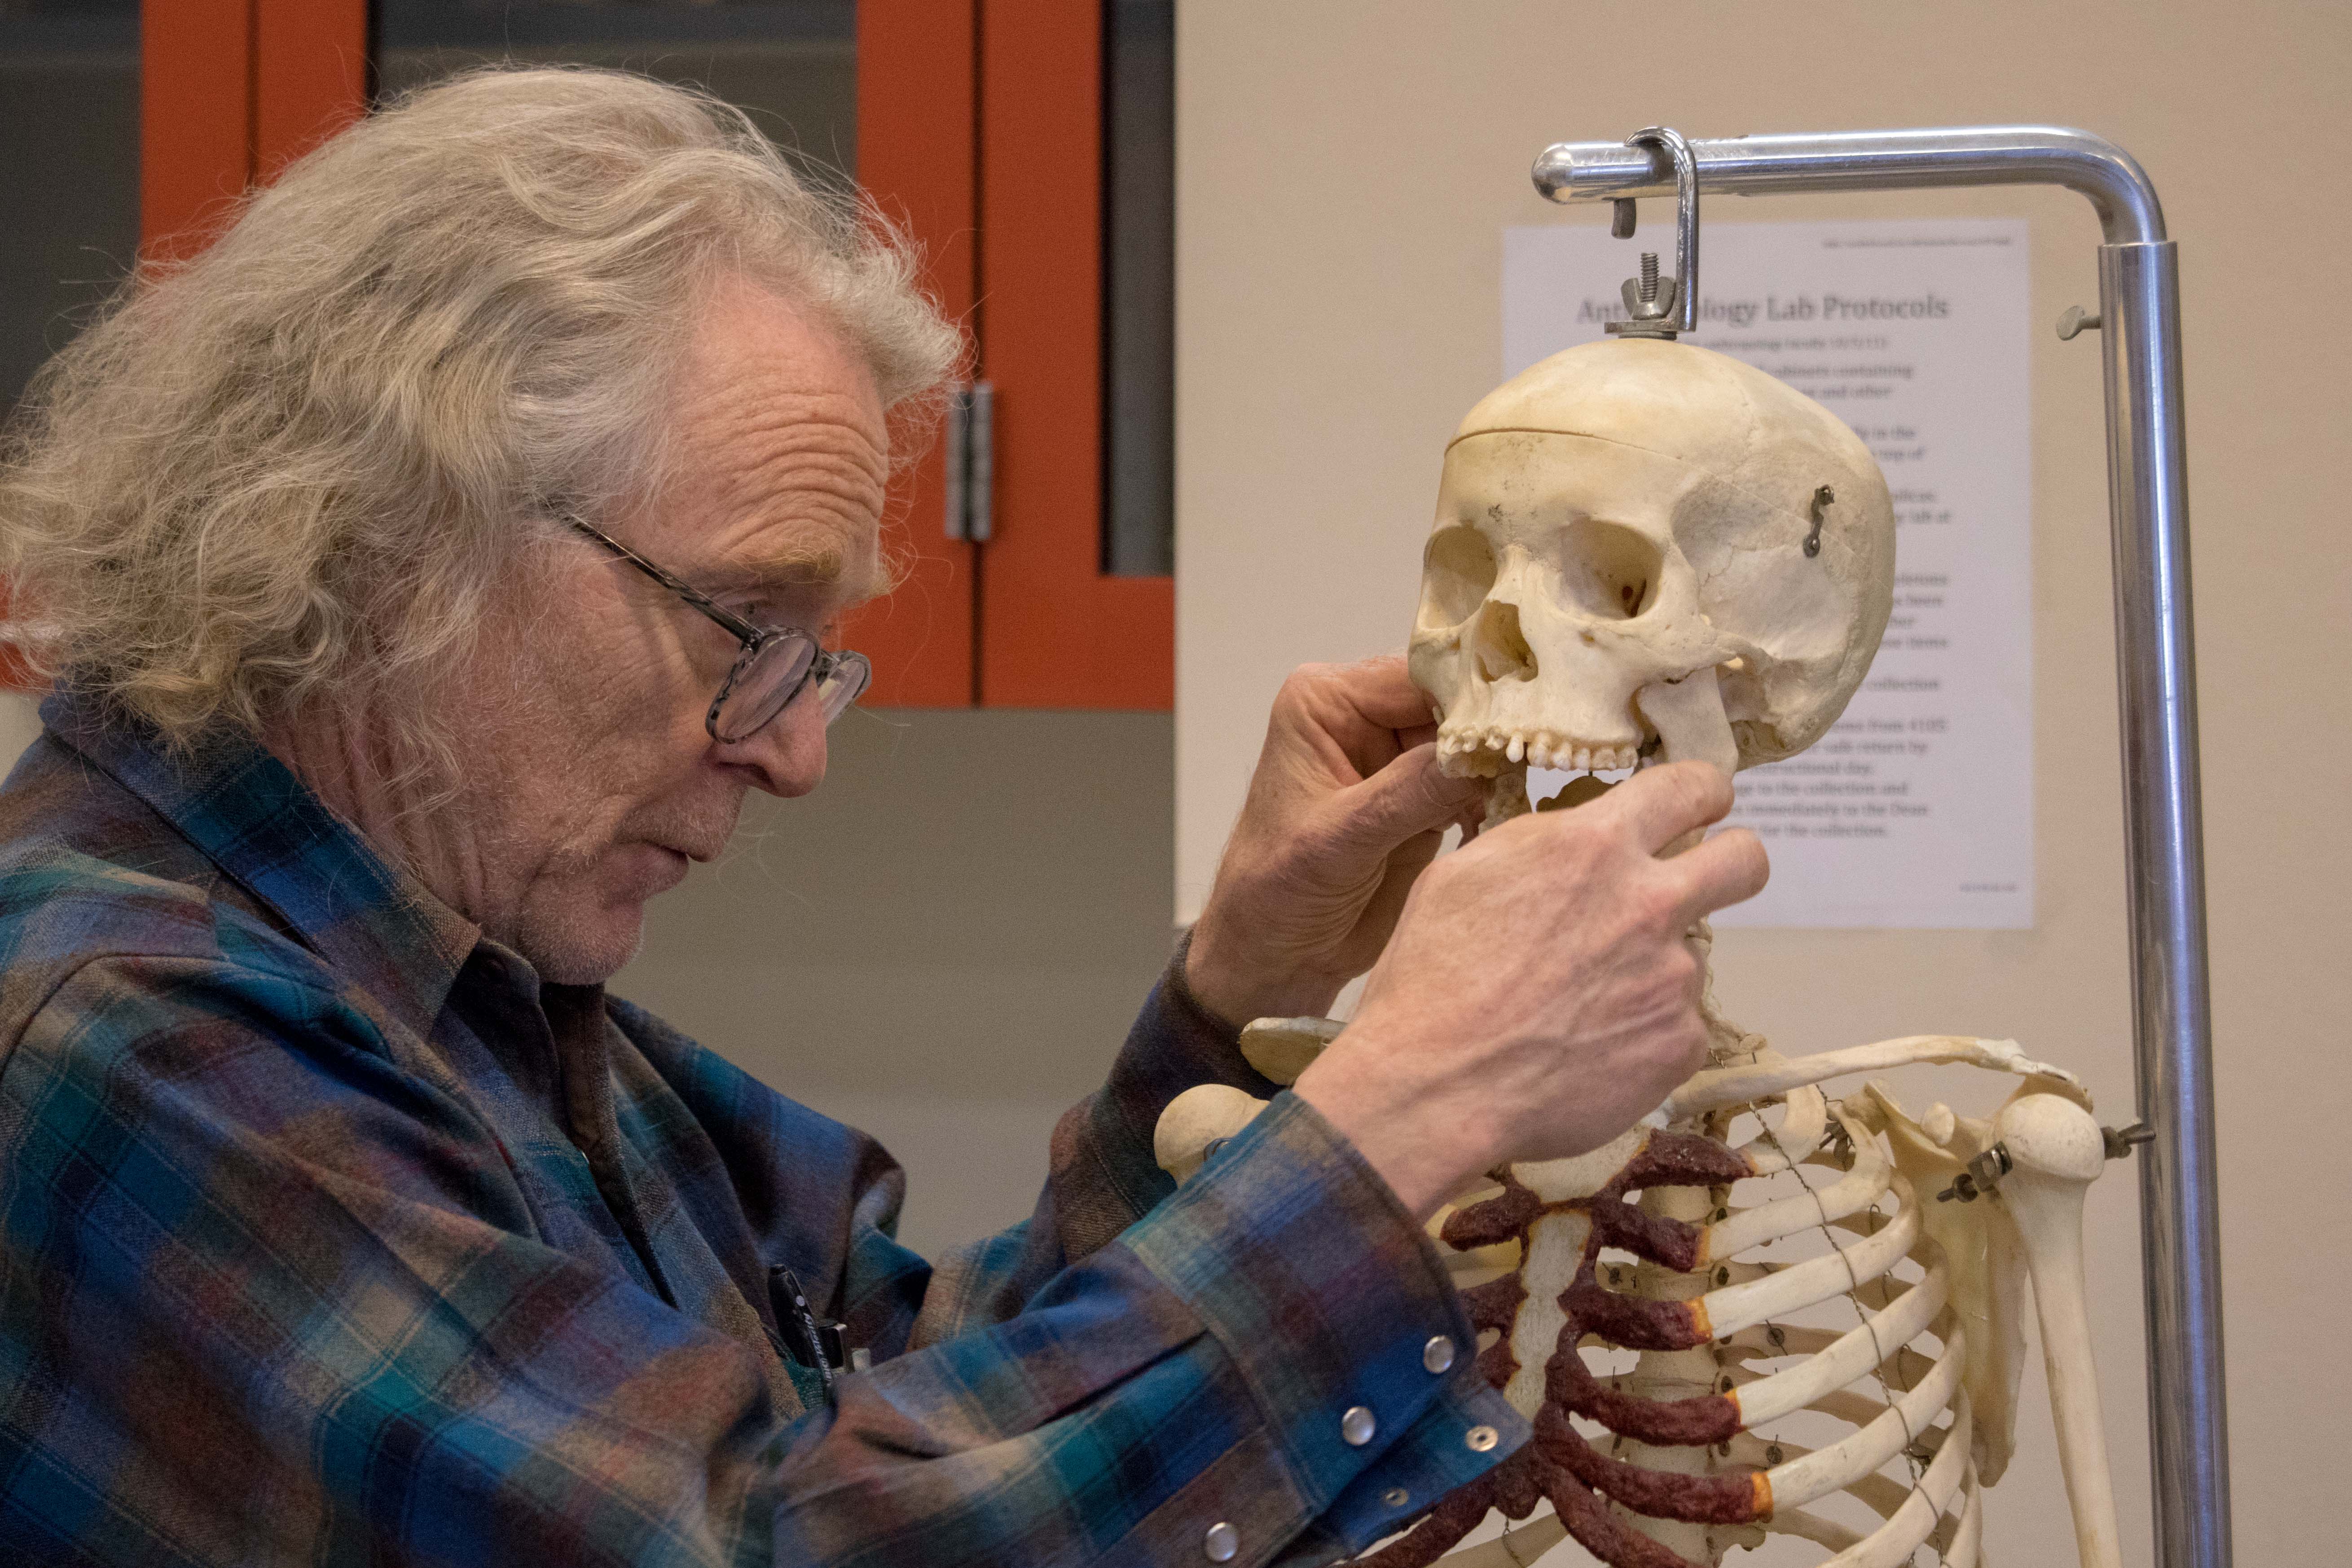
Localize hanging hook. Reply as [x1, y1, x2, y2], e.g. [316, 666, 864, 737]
[1606, 126, 1700, 339]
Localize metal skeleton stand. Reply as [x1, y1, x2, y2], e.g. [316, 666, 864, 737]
[1529, 127, 2225, 1568]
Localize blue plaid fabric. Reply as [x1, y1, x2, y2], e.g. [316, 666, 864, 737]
[0, 692, 1522, 1566]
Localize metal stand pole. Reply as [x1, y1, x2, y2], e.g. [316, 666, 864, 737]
[1529, 127, 2228, 1568]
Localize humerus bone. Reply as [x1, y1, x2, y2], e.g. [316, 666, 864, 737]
[1153, 1084, 1268, 1182]
[1993, 1094, 2125, 1568]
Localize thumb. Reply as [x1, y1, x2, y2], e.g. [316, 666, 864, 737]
[1328, 743, 1483, 854]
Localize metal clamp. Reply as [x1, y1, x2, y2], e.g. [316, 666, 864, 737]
[1937, 1142, 2014, 1203]
[1803, 484, 1836, 558]
[1605, 126, 1700, 340]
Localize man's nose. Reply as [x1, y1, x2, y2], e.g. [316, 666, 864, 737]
[721, 691, 829, 796]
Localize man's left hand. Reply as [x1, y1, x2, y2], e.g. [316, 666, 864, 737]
[1185, 657, 1484, 1028]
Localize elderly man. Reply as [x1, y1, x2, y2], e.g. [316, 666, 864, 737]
[0, 70, 1763, 1566]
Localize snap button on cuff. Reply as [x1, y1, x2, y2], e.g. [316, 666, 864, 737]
[1465, 1423, 1500, 1453]
[1422, 1335, 1456, 1374]
[1341, 1404, 1377, 1446]
[1381, 1486, 1411, 1509]
[1204, 1520, 1240, 1562]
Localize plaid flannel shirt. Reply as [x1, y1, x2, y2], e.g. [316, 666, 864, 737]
[0, 692, 1523, 1567]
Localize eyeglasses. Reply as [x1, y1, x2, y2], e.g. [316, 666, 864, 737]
[565, 518, 872, 744]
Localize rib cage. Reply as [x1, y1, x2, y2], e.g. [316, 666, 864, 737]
[1155, 935, 2105, 1564]
[1355, 1087, 1987, 1568]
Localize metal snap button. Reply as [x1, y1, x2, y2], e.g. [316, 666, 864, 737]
[1422, 1335, 1456, 1375]
[1382, 1486, 1411, 1509]
[1465, 1424, 1500, 1453]
[1340, 1404, 1377, 1446]
[1203, 1520, 1240, 1562]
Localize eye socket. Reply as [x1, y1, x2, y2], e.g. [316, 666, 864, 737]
[1417, 526, 1498, 631]
[1553, 518, 1664, 620]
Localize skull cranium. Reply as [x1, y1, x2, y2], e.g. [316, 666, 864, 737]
[1409, 338, 1896, 783]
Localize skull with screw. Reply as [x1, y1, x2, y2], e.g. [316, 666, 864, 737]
[1409, 338, 1896, 796]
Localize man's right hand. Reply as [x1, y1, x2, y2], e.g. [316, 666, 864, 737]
[1291, 761, 1768, 1219]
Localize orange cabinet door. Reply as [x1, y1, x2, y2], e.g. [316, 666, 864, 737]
[844, 0, 979, 707]
[975, 0, 1171, 710]
[142, 0, 365, 257]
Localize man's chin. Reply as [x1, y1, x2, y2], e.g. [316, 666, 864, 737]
[511, 850, 690, 984]
[514, 902, 649, 986]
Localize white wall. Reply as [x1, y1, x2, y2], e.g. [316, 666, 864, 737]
[1177, 2, 2345, 1560]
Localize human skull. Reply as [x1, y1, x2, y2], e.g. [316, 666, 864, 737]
[1409, 338, 1895, 784]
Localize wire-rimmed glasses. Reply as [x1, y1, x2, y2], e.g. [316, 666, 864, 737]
[565, 518, 872, 744]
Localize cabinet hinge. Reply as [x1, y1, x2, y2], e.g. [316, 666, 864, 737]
[943, 380, 994, 543]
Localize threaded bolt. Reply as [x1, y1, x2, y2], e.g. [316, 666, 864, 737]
[1639, 252, 1661, 303]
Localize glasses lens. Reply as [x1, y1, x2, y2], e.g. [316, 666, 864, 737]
[712, 633, 816, 743]
[813, 651, 871, 722]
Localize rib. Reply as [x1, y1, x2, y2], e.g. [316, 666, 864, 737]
[1700, 1189, 1921, 1340]
[1807, 1392, 1974, 1567]
[1763, 1323, 1965, 1512]
[1732, 1258, 1947, 1426]
[1735, 1083, 1829, 1174]
[1705, 1134, 1893, 1260]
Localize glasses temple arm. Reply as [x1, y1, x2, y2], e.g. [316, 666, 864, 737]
[563, 518, 764, 643]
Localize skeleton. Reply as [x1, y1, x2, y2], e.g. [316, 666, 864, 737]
[1159, 340, 2127, 1567]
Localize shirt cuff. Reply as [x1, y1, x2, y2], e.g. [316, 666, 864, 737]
[1055, 936, 1280, 1250]
[1121, 1091, 1527, 1555]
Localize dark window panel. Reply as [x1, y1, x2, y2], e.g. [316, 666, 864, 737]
[376, 1, 857, 186]
[1101, 0, 1171, 578]
[0, 2, 140, 413]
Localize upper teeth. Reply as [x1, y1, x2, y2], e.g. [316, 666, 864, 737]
[1440, 728, 1642, 771]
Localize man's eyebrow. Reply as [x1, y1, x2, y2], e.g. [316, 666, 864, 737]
[699, 539, 850, 592]
[695, 538, 892, 614]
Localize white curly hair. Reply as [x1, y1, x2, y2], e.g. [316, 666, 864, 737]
[0, 65, 961, 776]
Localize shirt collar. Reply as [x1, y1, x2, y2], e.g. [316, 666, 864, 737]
[40, 688, 484, 1041]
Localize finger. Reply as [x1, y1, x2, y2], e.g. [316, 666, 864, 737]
[1292, 656, 1441, 749]
[1330, 654, 1439, 730]
[1326, 743, 1484, 854]
[1273, 659, 1427, 784]
[1662, 826, 1771, 919]
[1601, 761, 1737, 854]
